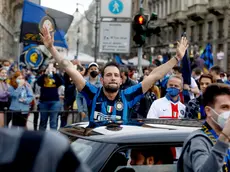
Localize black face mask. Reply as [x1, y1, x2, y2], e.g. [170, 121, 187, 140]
[90, 71, 98, 78]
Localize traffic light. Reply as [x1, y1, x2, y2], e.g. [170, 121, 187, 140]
[146, 13, 161, 37]
[132, 14, 147, 46]
[132, 12, 161, 47]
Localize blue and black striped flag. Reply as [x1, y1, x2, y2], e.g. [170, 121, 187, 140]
[20, 0, 73, 48]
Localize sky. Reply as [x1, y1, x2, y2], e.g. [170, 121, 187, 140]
[41, 0, 93, 15]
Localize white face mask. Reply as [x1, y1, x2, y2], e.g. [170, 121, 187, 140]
[210, 108, 230, 129]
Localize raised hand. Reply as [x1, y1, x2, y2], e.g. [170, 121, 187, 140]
[39, 27, 54, 49]
[176, 37, 189, 60]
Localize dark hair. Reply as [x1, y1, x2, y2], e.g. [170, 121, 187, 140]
[120, 66, 129, 77]
[84, 67, 89, 76]
[172, 66, 182, 74]
[2, 59, 10, 64]
[142, 67, 149, 74]
[210, 65, 222, 75]
[220, 72, 226, 77]
[203, 83, 230, 107]
[199, 74, 213, 83]
[193, 68, 202, 75]
[101, 62, 120, 77]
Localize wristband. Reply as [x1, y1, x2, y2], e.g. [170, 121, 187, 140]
[174, 56, 179, 62]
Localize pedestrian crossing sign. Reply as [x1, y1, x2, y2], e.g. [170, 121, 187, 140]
[108, 0, 123, 15]
[100, 0, 132, 18]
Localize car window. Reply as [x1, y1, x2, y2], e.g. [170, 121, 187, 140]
[101, 145, 182, 172]
[71, 138, 102, 162]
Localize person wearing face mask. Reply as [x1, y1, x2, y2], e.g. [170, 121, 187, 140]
[178, 83, 230, 172]
[147, 75, 185, 119]
[76, 62, 101, 122]
[0, 68, 10, 127]
[85, 62, 101, 88]
[2, 60, 11, 72]
[185, 74, 213, 119]
[7, 71, 34, 127]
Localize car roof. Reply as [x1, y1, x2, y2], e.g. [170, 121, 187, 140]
[60, 119, 202, 144]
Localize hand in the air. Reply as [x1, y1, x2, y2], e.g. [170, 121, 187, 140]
[39, 27, 54, 49]
[176, 37, 189, 60]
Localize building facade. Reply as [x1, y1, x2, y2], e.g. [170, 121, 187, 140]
[67, 1, 98, 58]
[146, 0, 230, 71]
[0, 0, 23, 60]
[0, 0, 42, 60]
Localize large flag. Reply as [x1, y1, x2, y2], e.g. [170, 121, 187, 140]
[19, 44, 50, 72]
[20, 0, 73, 48]
[200, 43, 213, 70]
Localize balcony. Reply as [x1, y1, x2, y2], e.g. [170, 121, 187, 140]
[174, 11, 187, 25]
[208, 0, 229, 15]
[167, 13, 176, 27]
[186, 4, 208, 22]
[154, 18, 167, 27]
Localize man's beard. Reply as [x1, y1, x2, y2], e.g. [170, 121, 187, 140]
[104, 84, 119, 93]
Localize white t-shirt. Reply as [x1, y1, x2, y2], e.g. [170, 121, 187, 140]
[147, 97, 185, 119]
[189, 77, 198, 100]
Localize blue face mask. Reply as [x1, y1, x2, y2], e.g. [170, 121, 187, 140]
[166, 87, 180, 97]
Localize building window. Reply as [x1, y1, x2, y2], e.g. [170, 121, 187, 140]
[218, 19, 224, 39]
[198, 24, 203, 41]
[169, 30, 172, 41]
[208, 21, 213, 40]
[174, 28, 177, 41]
[190, 26, 194, 42]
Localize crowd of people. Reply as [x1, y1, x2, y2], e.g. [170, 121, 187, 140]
[1, 27, 230, 172]
[1, 36, 230, 130]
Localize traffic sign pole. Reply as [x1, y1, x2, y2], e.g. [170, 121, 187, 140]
[138, 0, 143, 77]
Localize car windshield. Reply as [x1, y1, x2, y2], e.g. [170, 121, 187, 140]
[71, 138, 102, 162]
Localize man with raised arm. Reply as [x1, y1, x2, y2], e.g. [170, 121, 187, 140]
[40, 27, 188, 126]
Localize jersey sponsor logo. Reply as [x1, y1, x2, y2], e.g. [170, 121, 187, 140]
[94, 111, 121, 122]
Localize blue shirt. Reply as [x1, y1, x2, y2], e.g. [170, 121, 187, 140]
[80, 82, 144, 125]
[8, 85, 34, 113]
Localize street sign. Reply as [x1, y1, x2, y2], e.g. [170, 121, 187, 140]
[100, 0, 132, 18]
[99, 22, 131, 53]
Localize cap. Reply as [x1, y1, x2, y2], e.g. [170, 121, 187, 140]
[88, 62, 99, 69]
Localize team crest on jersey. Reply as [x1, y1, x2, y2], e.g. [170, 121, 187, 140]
[116, 101, 124, 111]
[180, 110, 185, 116]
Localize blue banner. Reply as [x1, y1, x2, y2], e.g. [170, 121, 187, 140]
[200, 43, 213, 69]
[20, 0, 73, 48]
[114, 55, 125, 65]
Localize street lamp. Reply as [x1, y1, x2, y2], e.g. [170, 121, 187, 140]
[14, 31, 21, 69]
[75, 27, 81, 59]
[76, 1, 99, 62]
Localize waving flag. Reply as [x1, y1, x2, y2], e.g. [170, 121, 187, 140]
[114, 55, 125, 65]
[20, 0, 73, 48]
[19, 44, 49, 72]
[200, 43, 213, 70]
